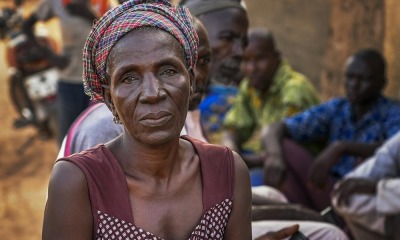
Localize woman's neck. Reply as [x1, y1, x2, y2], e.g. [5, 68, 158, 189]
[110, 133, 183, 181]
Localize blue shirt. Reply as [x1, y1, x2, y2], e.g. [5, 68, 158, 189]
[284, 96, 400, 177]
[199, 85, 239, 144]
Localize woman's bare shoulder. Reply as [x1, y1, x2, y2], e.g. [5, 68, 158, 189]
[231, 150, 250, 178]
[43, 160, 92, 239]
[49, 160, 89, 192]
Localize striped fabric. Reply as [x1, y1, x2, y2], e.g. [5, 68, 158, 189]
[83, 0, 198, 102]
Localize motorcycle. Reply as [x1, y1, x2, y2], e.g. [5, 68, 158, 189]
[0, 6, 59, 154]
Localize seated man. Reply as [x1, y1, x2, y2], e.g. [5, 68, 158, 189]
[182, 0, 249, 144]
[262, 49, 400, 211]
[332, 131, 400, 240]
[222, 27, 320, 186]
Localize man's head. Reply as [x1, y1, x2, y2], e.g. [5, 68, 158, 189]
[189, 18, 211, 110]
[182, 0, 249, 86]
[241, 28, 281, 93]
[344, 49, 386, 105]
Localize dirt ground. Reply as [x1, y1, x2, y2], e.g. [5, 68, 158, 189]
[0, 33, 58, 240]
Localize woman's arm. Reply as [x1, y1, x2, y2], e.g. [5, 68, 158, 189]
[224, 151, 252, 239]
[42, 161, 93, 240]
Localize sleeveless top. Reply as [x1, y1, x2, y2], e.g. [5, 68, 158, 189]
[58, 136, 235, 240]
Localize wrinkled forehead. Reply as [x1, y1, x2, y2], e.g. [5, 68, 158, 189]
[107, 27, 185, 70]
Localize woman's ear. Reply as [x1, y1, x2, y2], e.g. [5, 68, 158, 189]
[102, 85, 116, 114]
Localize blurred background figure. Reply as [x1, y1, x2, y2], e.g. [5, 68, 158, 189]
[23, 0, 102, 145]
[0, 0, 61, 148]
[222, 27, 319, 186]
[262, 49, 400, 211]
[332, 130, 400, 240]
[182, 0, 248, 145]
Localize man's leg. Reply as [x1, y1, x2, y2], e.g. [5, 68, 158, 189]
[280, 139, 333, 211]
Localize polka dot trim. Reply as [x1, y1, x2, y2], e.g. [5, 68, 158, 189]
[190, 199, 232, 239]
[96, 199, 232, 239]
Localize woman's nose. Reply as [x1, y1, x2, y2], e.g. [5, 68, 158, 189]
[139, 74, 166, 103]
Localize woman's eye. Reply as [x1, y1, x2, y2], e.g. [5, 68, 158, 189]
[121, 75, 138, 83]
[161, 69, 177, 76]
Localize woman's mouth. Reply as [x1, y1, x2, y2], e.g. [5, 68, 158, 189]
[139, 112, 172, 127]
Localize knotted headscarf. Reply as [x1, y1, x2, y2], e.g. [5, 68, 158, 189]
[83, 0, 199, 102]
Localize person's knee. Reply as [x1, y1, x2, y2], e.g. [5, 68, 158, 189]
[252, 185, 288, 204]
[310, 222, 348, 240]
[251, 220, 349, 240]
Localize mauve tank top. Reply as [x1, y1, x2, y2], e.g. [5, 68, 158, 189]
[59, 136, 234, 239]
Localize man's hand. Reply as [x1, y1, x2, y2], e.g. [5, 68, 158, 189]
[263, 155, 286, 188]
[308, 142, 344, 189]
[255, 224, 299, 240]
[333, 178, 377, 207]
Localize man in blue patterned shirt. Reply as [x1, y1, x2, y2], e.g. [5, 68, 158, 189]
[261, 49, 400, 211]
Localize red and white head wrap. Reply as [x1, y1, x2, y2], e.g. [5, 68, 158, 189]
[83, 0, 198, 102]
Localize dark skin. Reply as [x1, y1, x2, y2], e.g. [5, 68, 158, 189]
[189, 19, 211, 111]
[223, 31, 281, 166]
[333, 178, 377, 207]
[262, 55, 386, 189]
[241, 34, 281, 95]
[198, 7, 248, 86]
[42, 28, 252, 239]
[345, 56, 386, 120]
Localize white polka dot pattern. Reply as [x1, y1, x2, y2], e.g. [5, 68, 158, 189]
[96, 199, 232, 240]
[190, 199, 232, 239]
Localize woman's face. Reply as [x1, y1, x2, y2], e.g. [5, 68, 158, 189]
[106, 28, 192, 146]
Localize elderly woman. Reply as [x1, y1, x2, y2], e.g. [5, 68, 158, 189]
[42, 0, 251, 239]
[57, 17, 210, 157]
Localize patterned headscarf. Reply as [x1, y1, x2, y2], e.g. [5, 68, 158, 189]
[83, 0, 199, 102]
